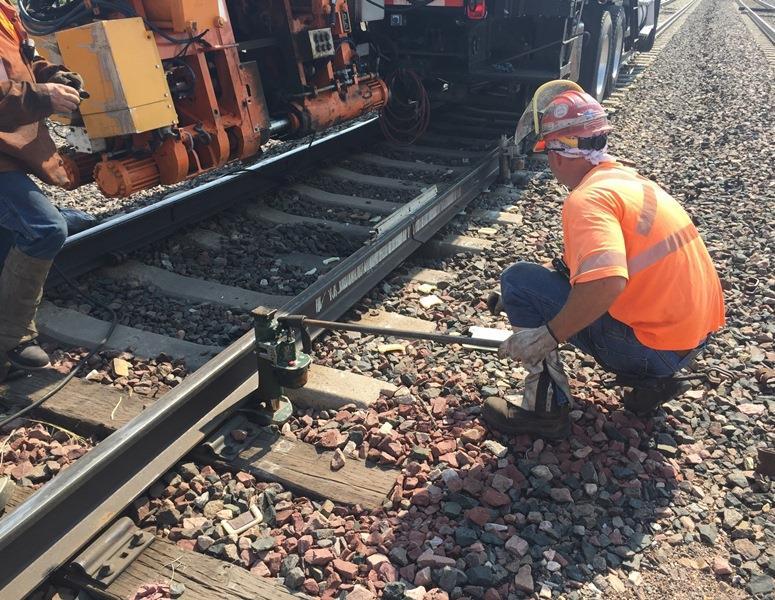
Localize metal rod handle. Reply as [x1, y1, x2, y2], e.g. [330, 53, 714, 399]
[282, 316, 504, 349]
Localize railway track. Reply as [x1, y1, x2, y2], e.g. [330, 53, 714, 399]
[0, 4, 703, 597]
[737, 0, 775, 61]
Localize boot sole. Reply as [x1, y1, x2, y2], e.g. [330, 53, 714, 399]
[7, 359, 50, 371]
[623, 381, 692, 417]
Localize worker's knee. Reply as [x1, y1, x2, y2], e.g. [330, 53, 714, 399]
[501, 262, 555, 299]
[18, 211, 67, 260]
[499, 262, 570, 328]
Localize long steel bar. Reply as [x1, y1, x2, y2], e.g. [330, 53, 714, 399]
[738, 0, 775, 42]
[751, 0, 775, 11]
[283, 316, 504, 349]
[658, 0, 701, 36]
[51, 118, 379, 285]
[0, 141, 500, 599]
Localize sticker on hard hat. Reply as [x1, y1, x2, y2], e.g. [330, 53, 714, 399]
[553, 104, 569, 118]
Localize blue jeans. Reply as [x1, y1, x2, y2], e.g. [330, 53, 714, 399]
[501, 262, 702, 381]
[0, 172, 67, 264]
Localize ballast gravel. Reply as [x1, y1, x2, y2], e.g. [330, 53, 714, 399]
[272, 1, 772, 598]
[33, 1, 775, 599]
[49, 276, 252, 347]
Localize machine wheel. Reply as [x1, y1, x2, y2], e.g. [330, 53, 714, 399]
[606, 7, 625, 96]
[579, 9, 613, 101]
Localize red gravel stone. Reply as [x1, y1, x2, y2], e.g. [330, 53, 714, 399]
[235, 471, 254, 484]
[302, 579, 320, 594]
[176, 539, 197, 551]
[333, 558, 359, 580]
[461, 427, 486, 444]
[377, 561, 398, 582]
[410, 488, 431, 506]
[481, 487, 510, 507]
[303, 547, 334, 566]
[433, 439, 456, 455]
[319, 429, 348, 449]
[250, 561, 271, 577]
[430, 397, 447, 417]
[713, 556, 732, 576]
[466, 506, 493, 527]
[414, 566, 432, 586]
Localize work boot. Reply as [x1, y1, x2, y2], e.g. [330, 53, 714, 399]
[0, 361, 28, 384]
[486, 291, 503, 316]
[0, 247, 53, 370]
[620, 376, 692, 416]
[482, 351, 572, 440]
[6, 340, 50, 370]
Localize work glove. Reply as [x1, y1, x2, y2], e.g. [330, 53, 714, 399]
[498, 325, 558, 365]
[47, 70, 84, 91]
[509, 352, 572, 413]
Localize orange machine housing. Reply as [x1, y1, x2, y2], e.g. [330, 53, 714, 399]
[58, 0, 387, 197]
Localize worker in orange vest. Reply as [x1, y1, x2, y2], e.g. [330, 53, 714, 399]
[483, 81, 725, 439]
[0, 0, 83, 380]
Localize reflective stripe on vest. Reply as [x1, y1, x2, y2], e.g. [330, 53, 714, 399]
[636, 184, 658, 236]
[628, 222, 700, 276]
[576, 250, 627, 277]
[576, 165, 702, 278]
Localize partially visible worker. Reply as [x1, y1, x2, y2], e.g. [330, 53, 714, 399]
[483, 80, 725, 439]
[0, 0, 84, 379]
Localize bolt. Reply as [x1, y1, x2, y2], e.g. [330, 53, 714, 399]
[97, 562, 114, 579]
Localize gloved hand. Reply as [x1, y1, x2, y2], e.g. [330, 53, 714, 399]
[47, 70, 84, 91]
[498, 325, 558, 364]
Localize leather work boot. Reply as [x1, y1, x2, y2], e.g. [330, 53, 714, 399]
[6, 340, 50, 370]
[0, 360, 28, 384]
[482, 352, 573, 440]
[0, 247, 54, 370]
[486, 291, 503, 316]
[622, 377, 692, 416]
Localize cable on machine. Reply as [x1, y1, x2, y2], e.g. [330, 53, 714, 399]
[18, 0, 211, 47]
[379, 68, 430, 145]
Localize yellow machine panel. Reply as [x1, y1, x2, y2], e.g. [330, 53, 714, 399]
[144, 0, 222, 33]
[55, 17, 178, 138]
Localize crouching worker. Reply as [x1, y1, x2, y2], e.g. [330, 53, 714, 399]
[483, 81, 725, 439]
[1, 0, 83, 379]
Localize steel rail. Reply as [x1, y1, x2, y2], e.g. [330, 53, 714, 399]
[750, 0, 775, 11]
[0, 140, 500, 599]
[657, 0, 701, 37]
[739, 0, 775, 42]
[51, 117, 379, 285]
[617, 0, 699, 75]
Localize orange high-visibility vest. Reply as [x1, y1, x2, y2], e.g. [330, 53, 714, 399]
[0, 1, 21, 44]
[562, 161, 725, 351]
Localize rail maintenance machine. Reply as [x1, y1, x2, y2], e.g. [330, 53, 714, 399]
[21, 0, 389, 197]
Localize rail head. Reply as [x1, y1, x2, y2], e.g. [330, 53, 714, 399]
[737, 0, 775, 43]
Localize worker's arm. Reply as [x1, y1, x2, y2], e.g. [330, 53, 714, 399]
[548, 275, 627, 342]
[31, 55, 65, 84]
[0, 80, 51, 130]
[0, 80, 80, 131]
